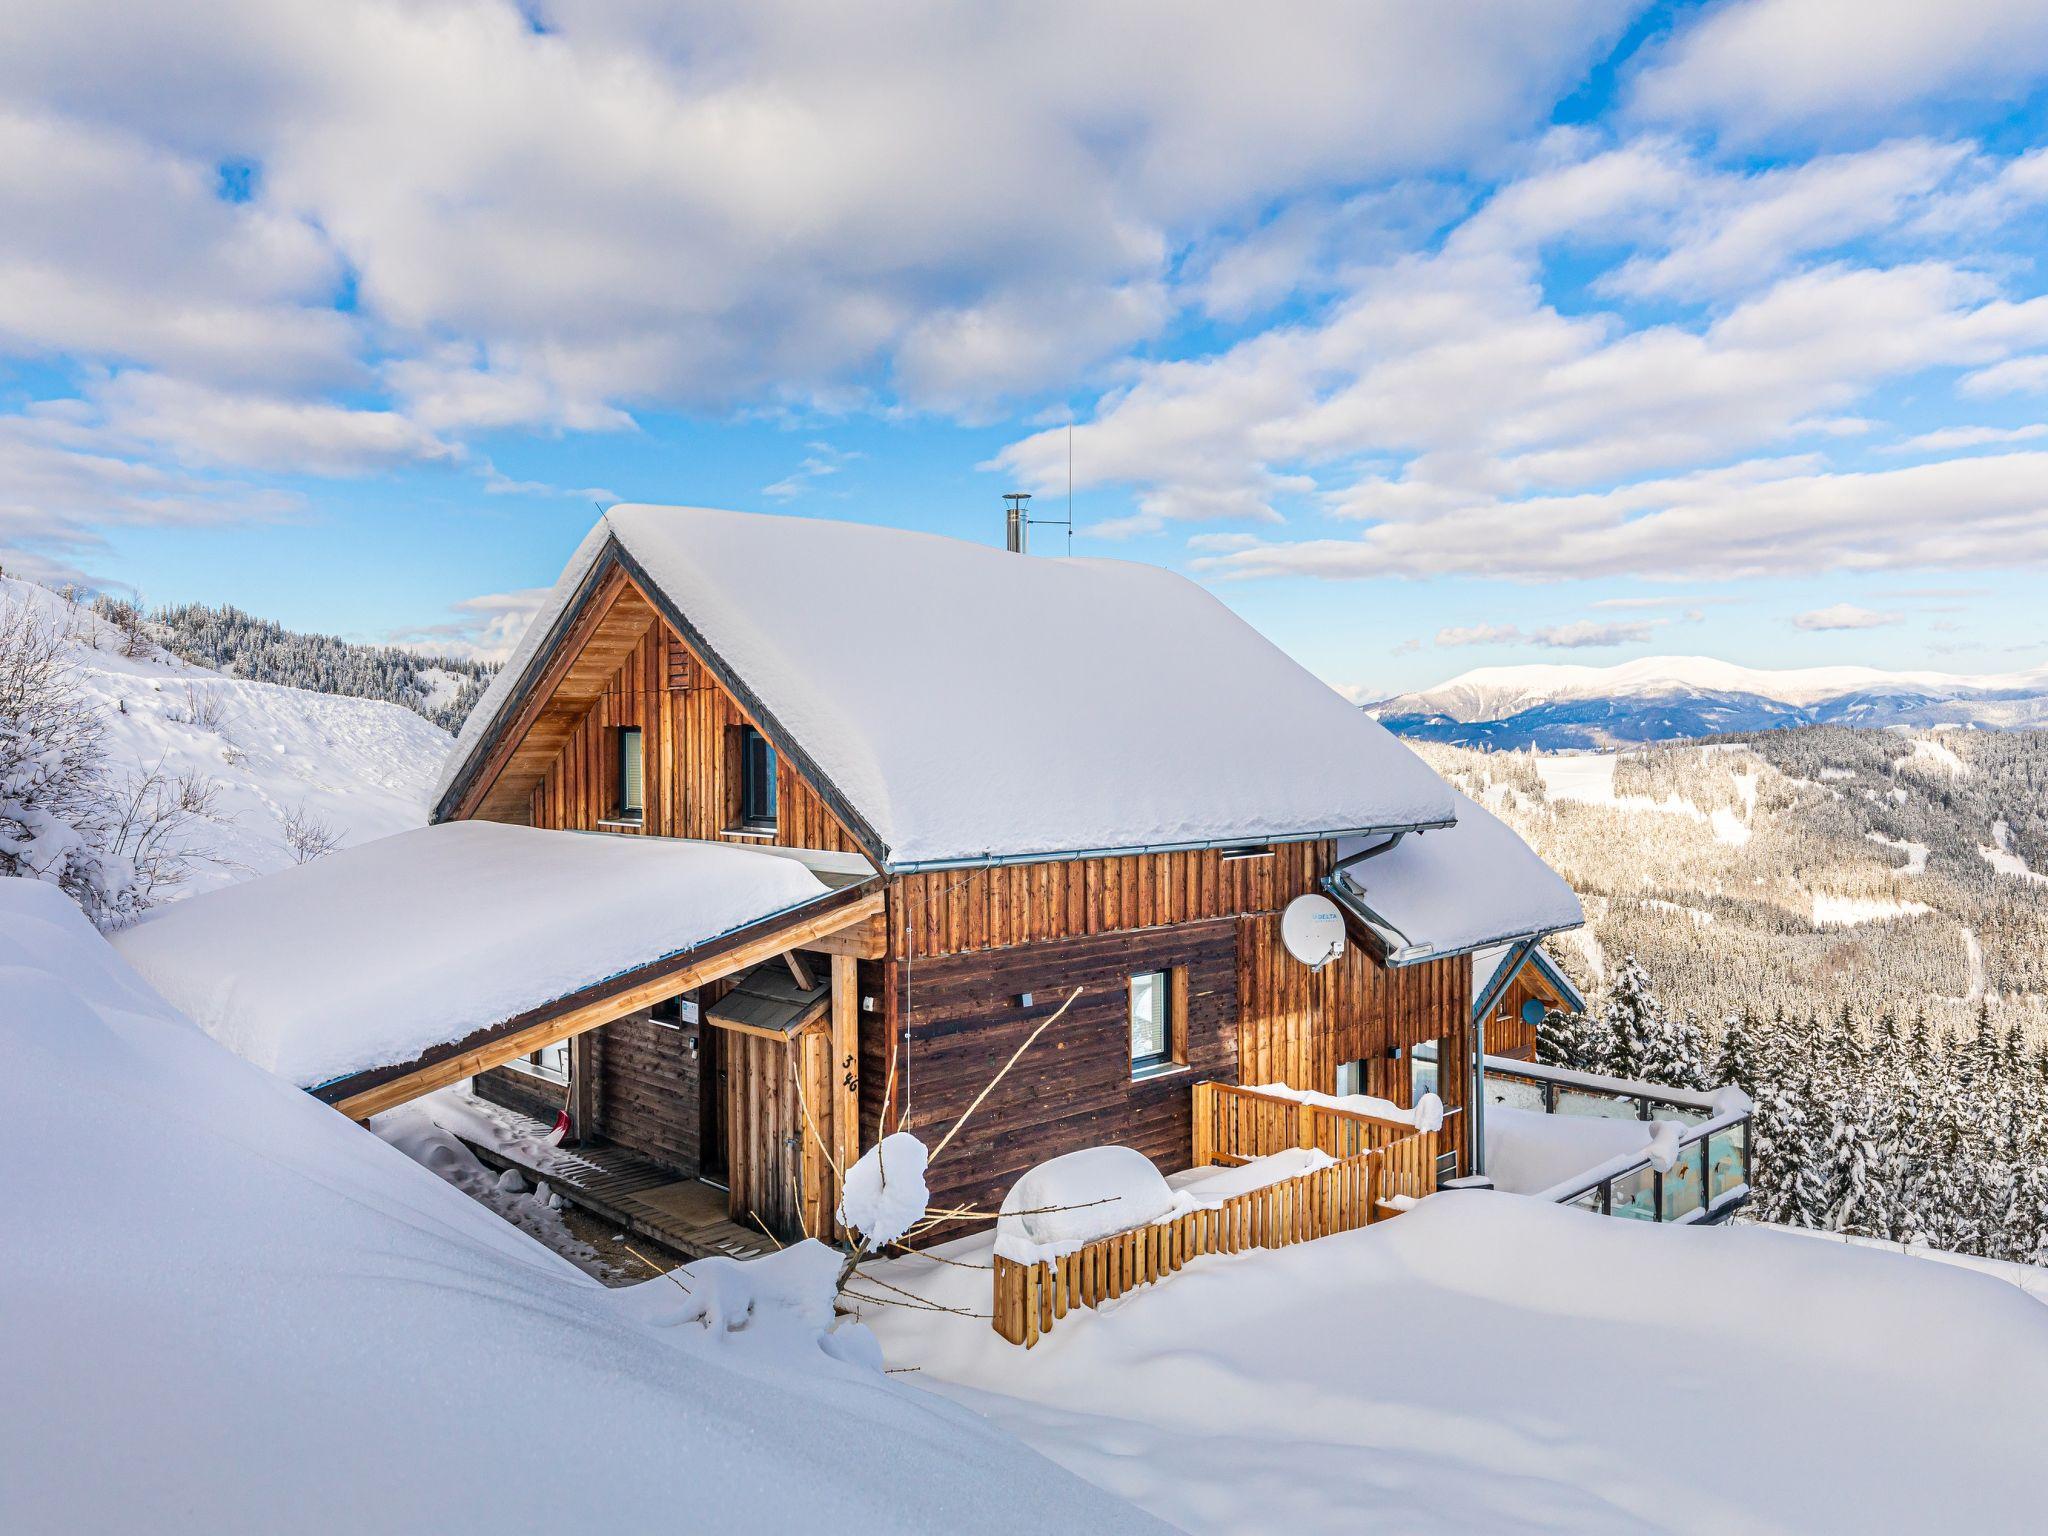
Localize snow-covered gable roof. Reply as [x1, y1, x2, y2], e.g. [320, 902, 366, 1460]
[110, 821, 839, 1090]
[2, 876, 1160, 1534]
[1472, 941, 1587, 1017]
[1330, 788, 1582, 965]
[436, 506, 1459, 868]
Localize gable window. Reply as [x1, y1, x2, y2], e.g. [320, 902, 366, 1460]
[739, 725, 777, 829]
[1130, 969, 1174, 1076]
[615, 726, 644, 823]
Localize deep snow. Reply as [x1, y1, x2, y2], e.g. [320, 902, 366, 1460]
[862, 1192, 2048, 1534]
[0, 876, 1158, 1534]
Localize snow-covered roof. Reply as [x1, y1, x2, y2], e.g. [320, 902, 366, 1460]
[1, 876, 1156, 1534]
[110, 821, 840, 1090]
[1330, 789, 1582, 965]
[1472, 941, 1586, 1017]
[436, 506, 1459, 868]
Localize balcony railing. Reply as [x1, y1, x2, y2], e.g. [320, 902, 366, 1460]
[1412, 1044, 1753, 1224]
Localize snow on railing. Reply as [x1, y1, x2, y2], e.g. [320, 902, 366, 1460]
[991, 1084, 1443, 1347]
[1532, 1085, 1753, 1222]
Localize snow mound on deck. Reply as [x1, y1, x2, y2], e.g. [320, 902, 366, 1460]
[0, 876, 1158, 1534]
[440, 507, 1458, 866]
[997, 1146, 1180, 1263]
[110, 820, 829, 1087]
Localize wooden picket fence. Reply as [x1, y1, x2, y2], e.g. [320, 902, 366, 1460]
[992, 1083, 1441, 1347]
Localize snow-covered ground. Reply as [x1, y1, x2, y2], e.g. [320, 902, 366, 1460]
[1533, 752, 1751, 846]
[2, 577, 446, 895]
[862, 1195, 2047, 1535]
[1866, 830, 1931, 876]
[1811, 893, 1936, 927]
[2, 876, 1152, 1533]
[1979, 818, 2048, 886]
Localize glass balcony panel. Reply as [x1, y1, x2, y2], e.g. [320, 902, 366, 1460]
[1610, 1165, 1659, 1219]
[1556, 1086, 1640, 1121]
[1483, 1075, 1545, 1113]
[1564, 1186, 1604, 1213]
[1661, 1141, 1704, 1220]
[1707, 1123, 1748, 1205]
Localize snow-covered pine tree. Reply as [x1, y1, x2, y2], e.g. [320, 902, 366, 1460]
[1535, 1006, 1589, 1070]
[1595, 955, 1668, 1081]
[1712, 1008, 1758, 1093]
[1822, 1091, 1879, 1237]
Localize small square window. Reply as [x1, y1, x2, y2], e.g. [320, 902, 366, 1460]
[1130, 970, 1172, 1074]
[616, 726, 644, 820]
[1334, 1059, 1365, 1097]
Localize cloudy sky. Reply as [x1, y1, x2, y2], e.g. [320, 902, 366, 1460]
[4, 0, 2047, 695]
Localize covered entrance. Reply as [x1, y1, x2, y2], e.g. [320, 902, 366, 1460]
[110, 820, 883, 1244]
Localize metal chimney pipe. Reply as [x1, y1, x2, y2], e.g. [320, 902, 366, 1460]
[1003, 492, 1031, 554]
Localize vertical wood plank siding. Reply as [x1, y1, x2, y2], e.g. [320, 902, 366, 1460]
[524, 613, 861, 854]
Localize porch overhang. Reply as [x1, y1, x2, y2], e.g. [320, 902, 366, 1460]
[110, 821, 885, 1122]
[316, 880, 882, 1120]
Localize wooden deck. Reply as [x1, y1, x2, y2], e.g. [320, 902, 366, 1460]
[455, 1107, 773, 1263]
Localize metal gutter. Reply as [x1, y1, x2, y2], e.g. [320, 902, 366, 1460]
[886, 816, 1456, 875]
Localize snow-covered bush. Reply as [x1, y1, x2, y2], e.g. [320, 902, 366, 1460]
[0, 601, 141, 928]
[837, 1132, 931, 1252]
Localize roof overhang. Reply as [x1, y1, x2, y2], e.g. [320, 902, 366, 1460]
[1327, 870, 1581, 969]
[316, 879, 882, 1120]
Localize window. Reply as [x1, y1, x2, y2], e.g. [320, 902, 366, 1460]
[616, 726, 644, 821]
[1334, 1059, 1365, 1097]
[739, 725, 777, 828]
[1130, 969, 1173, 1074]
[514, 1038, 569, 1084]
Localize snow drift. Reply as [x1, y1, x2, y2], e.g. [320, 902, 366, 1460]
[0, 877, 1157, 1534]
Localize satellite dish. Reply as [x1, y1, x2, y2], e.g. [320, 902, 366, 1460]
[1281, 894, 1347, 971]
[1520, 997, 1546, 1027]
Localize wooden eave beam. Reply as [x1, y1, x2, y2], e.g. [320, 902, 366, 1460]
[325, 887, 884, 1120]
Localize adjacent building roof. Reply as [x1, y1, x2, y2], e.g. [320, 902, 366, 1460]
[1328, 789, 1583, 966]
[1472, 941, 1587, 1019]
[109, 821, 848, 1090]
[435, 505, 1460, 869]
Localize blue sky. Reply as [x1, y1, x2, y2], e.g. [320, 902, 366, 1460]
[3, 1, 2048, 696]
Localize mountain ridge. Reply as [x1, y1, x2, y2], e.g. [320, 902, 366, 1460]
[1371, 654, 2048, 749]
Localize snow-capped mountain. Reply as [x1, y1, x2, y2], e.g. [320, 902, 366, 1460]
[1370, 655, 2048, 749]
[2, 576, 449, 896]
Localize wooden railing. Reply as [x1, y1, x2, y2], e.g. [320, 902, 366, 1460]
[1191, 1079, 1425, 1165]
[992, 1083, 1441, 1347]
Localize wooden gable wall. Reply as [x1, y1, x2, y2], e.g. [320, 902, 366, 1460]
[519, 598, 864, 856]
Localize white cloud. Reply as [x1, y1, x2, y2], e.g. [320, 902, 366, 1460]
[1435, 622, 1521, 647]
[1433, 618, 1653, 648]
[1196, 453, 2048, 583]
[1886, 423, 2048, 452]
[1960, 354, 2048, 396]
[1632, 0, 2048, 134]
[389, 587, 552, 664]
[95, 374, 457, 476]
[0, 0, 1635, 419]
[1793, 602, 1906, 631]
[762, 442, 859, 500]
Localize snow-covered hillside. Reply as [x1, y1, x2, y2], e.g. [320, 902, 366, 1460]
[1, 577, 446, 897]
[866, 1190, 2048, 1534]
[1373, 654, 2048, 748]
[1, 876, 1149, 1533]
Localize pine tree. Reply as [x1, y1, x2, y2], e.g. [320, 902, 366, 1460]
[1712, 1008, 1758, 1093]
[1535, 1006, 1588, 1070]
[1596, 955, 1668, 1081]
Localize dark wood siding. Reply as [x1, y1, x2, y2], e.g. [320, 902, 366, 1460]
[589, 1008, 702, 1176]
[895, 920, 1239, 1223]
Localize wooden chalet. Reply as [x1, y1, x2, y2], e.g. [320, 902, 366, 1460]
[407, 504, 1582, 1247]
[116, 503, 1583, 1258]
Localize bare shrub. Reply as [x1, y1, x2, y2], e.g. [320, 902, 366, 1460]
[104, 761, 232, 905]
[280, 803, 343, 863]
